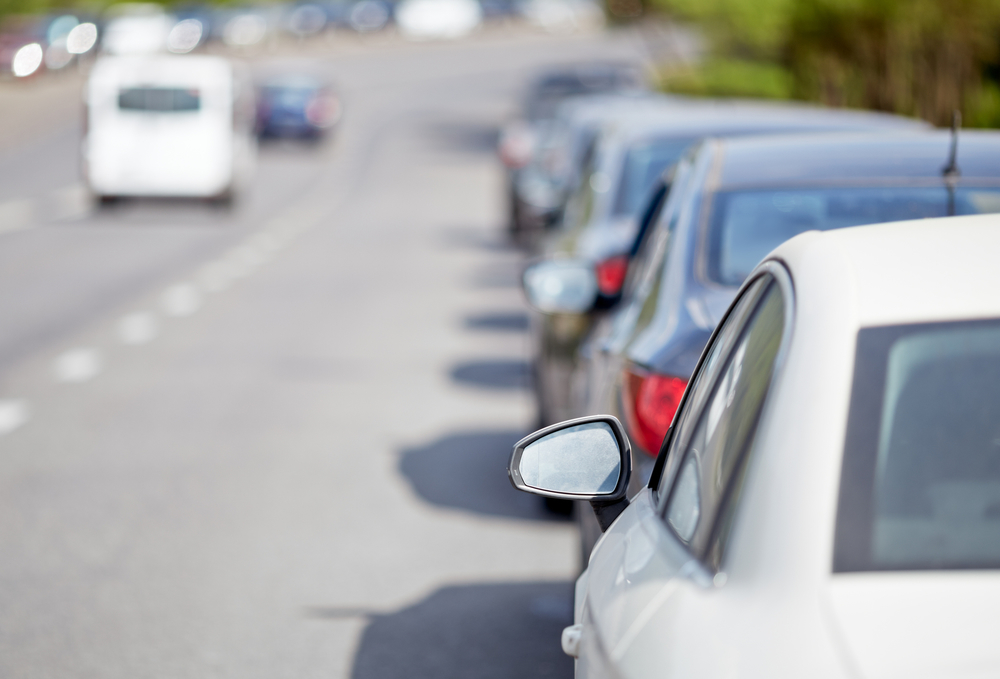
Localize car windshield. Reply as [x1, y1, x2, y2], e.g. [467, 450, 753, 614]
[613, 137, 695, 217]
[707, 186, 1000, 285]
[835, 319, 1000, 572]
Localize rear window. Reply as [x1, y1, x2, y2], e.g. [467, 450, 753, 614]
[612, 137, 695, 217]
[834, 320, 1000, 572]
[706, 186, 1000, 286]
[118, 87, 201, 112]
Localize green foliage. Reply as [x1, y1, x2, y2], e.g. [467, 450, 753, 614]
[651, 0, 1000, 127]
[661, 58, 793, 99]
[649, 0, 795, 56]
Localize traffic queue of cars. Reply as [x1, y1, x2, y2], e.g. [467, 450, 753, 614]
[503, 66, 1000, 678]
[73, 4, 345, 204]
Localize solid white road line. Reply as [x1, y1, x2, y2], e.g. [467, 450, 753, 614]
[0, 400, 29, 436]
[53, 348, 103, 383]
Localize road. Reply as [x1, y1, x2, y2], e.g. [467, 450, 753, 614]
[0, 26, 650, 679]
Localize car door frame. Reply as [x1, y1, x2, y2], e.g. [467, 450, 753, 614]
[646, 259, 796, 572]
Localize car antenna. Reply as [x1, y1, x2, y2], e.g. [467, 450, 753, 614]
[943, 109, 961, 216]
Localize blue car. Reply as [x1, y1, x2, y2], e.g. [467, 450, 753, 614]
[256, 77, 341, 140]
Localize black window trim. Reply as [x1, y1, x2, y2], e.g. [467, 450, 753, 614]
[648, 259, 796, 575]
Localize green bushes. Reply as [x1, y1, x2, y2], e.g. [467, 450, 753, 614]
[654, 0, 1000, 127]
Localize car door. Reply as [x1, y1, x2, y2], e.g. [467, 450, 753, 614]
[576, 265, 791, 679]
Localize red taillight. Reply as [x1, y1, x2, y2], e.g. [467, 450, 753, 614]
[595, 255, 628, 296]
[306, 95, 340, 127]
[621, 367, 687, 456]
[498, 126, 535, 169]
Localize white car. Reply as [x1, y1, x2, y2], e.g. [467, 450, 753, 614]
[509, 214, 1000, 678]
[84, 55, 256, 202]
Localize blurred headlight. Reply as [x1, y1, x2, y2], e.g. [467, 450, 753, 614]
[167, 19, 204, 53]
[12, 43, 43, 77]
[66, 23, 99, 54]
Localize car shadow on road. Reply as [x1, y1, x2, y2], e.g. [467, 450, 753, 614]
[463, 311, 529, 333]
[323, 581, 574, 679]
[450, 359, 532, 390]
[399, 429, 567, 521]
[423, 120, 500, 156]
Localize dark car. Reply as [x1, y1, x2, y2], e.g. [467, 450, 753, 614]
[508, 93, 678, 239]
[557, 129, 1000, 561]
[498, 62, 646, 235]
[256, 76, 341, 139]
[525, 102, 928, 433]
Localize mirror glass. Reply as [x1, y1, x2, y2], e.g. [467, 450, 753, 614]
[522, 260, 598, 314]
[518, 422, 621, 495]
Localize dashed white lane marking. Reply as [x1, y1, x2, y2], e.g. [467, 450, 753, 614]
[161, 283, 202, 317]
[0, 400, 29, 436]
[0, 199, 35, 235]
[53, 348, 103, 383]
[118, 312, 159, 345]
[225, 244, 267, 277]
[198, 260, 237, 292]
[50, 184, 93, 222]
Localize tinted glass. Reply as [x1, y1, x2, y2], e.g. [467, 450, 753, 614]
[118, 87, 201, 112]
[613, 138, 695, 217]
[663, 281, 785, 560]
[835, 320, 1000, 571]
[655, 275, 769, 498]
[707, 187, 1000, 285]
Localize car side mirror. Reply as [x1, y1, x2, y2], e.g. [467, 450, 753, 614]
[522, 259, 598, 314]
[508, 415, 632, 531]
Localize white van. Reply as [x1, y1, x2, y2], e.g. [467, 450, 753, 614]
[83, 54, 255, 202]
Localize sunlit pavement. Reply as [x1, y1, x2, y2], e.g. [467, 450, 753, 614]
[0, 26, 651, 678]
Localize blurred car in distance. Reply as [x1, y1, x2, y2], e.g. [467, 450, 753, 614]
[256, 76, 341, 140]
[499, 61, 647, 233]
[395, 0, 482, 39]
[510, 214, 1000, 678]
[348, 0, 392, 32]
[83, 54, 256, 203]
[101, 4, 174, 55]
[1, 15, 47, 78]
[509, 92, 675, 238]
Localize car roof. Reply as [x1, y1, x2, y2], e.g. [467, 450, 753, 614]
[595, 101, 927, 149]
[773, 213, 1000, 328]
[90, 54, 232, 84]
[716, 130, 1000, 188]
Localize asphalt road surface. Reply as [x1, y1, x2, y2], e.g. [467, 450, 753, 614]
[0, 26, 651, 679]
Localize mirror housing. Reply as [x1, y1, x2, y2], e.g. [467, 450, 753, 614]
[508, 415, 632, 531]
[522, 259, 598, 314]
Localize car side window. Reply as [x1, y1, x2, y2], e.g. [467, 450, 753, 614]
[655, 275, 771, 500]
[660, 279, 786, 567]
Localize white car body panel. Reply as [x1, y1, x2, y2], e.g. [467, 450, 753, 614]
[577, 215, 1000, 679]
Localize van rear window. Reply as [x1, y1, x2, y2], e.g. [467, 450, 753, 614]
[118, 87, 200, 112]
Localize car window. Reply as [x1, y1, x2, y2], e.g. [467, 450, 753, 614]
[654, 274, 770, 499]
[661, 280, 785, 565]
[835, 319, 1000, 572]
[118, 87, 201, 112]
[612, 137, 696, 217]
[706, 186, 1000, 286]
[608, 157, 695, 349]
